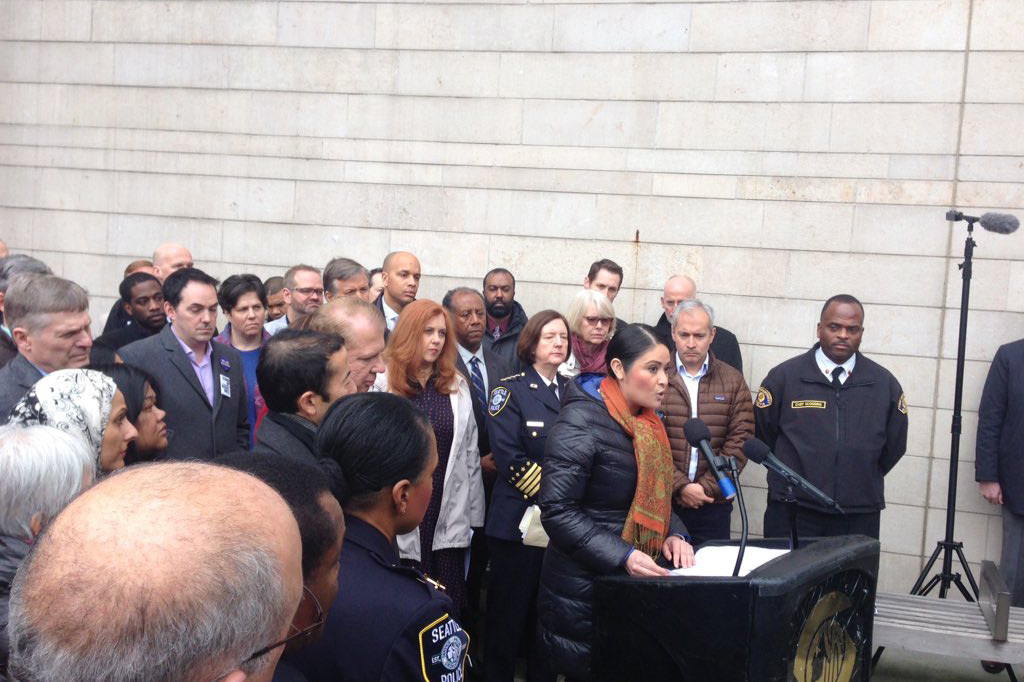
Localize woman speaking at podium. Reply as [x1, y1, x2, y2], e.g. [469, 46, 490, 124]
[537, 324, 695, 680]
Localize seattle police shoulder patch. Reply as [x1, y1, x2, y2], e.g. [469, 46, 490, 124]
[488, 386, 511, 417]
[419, 613, 469, 682]
[898, 392, 908, 415]
[755, 387, 773, 409]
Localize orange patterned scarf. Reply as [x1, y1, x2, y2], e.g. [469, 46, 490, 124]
[599, 376, 673, 559]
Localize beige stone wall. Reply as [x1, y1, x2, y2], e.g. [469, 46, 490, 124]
[3, 0, 1023, 592]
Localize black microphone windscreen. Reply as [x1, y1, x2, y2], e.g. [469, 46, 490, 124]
[683, 418, 711, 447]
[980, 213, 1020, 235]
[743, 438, 772, 464]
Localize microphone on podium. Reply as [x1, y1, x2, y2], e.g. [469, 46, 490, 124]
[742, 438, 844, 514]
[683, 419, 736, 501]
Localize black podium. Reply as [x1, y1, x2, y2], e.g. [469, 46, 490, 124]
[592, 536, 880, 682]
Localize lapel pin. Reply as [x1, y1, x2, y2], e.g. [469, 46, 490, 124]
[219, 358, 231, 371]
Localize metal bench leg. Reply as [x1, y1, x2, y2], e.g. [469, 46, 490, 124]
[1007, 664, 1018, 682]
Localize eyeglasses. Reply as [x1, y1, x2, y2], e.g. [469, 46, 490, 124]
[293, 287, 325, 297]
[242, 585, 325, 664]
[583, 316, 613, 327]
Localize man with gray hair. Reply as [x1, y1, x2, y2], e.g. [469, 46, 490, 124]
[661, 299, 754, 548]
[0, 424, 95, 680]
[0, 275, 92, 424]
[323, 257, 371, 302]
[0, 255, 53, 368]
[309, 297, 387, 393]
[6, 461, 304, 682]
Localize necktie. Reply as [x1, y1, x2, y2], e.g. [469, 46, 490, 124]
[831, 366, 845, 389]
[468, 357, 487, 410]
[549, 381, 559, 401]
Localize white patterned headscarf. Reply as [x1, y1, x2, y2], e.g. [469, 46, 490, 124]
[8, 369, 117, 464]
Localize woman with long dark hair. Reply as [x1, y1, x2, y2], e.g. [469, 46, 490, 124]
[538, 324, 695, 680]
[92, 363, 169, 464]
[373, 299, 484, 614]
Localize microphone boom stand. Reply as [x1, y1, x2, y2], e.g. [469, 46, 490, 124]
[873, 214, 982, 669]
[725, 456, 749, 577]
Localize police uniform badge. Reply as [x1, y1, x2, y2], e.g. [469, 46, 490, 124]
[419, 613, 469, 682]
[898, 392, 908, 415]
[755, 387, 773, 409]
[488, 387, 510, 417]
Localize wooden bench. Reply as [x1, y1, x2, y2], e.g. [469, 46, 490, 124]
[873, 561, 1024, 680]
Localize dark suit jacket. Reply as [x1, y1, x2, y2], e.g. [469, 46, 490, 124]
[654, 312, 743, 374]
[0, 332, 17, 369]
[373, 293, 392, 343]
[977, 339, 1024, 515]
[455, 347, 512, 458]
[253, 412, 317, 461]
[0, 354, 43, 425]
[119, 325, 249, 460]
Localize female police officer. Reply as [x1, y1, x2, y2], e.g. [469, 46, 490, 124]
[288, 392, 471, 682]
[484, 310, 570, 682]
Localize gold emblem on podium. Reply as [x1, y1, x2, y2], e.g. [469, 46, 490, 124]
[793, 591, 858, 682]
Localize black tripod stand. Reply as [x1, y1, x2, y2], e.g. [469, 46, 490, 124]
[910, 212, 980, 603]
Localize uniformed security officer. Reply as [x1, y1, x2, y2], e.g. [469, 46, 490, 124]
[290, 392, 471, 682]
[484, 310, 568, 682]
[754, 294, 908, 540]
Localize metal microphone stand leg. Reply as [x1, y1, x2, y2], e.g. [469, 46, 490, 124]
[782, 485, 799, 551]
[727, 457, 749, 577]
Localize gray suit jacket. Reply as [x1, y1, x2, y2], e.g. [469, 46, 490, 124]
[120, 325, 249, 460]
[0, 354, 43, 425]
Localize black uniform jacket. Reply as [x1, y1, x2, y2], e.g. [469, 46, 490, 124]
[754, 344, 908, 514]
[288, 514, 470, 682]
[484, 366, 567, 541]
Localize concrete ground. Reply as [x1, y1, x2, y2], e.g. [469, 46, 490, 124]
[872, 647, 1014, 681]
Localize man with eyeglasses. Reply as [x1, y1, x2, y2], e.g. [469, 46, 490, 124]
[5, 461, 304, 682]
[217, 452, 346, 682]
[266, 265, 325, 335]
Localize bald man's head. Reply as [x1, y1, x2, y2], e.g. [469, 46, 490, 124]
[380, 251, 421, 311]
[152, 243, 194, 282]
[7, 462, 303, 682]
[661, 275, 697, 321]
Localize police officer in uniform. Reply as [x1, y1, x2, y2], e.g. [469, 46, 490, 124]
[754, 294, 908, 540]
[290, 392, 471, 682]
[484, 310, 569, 682]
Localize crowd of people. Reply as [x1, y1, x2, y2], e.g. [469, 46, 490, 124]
[0, 239, 915, 681]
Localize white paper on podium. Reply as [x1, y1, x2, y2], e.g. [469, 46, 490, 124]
[669, 546, 789, 577]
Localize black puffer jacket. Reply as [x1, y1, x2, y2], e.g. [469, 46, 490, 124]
[538, 377, 686, 680]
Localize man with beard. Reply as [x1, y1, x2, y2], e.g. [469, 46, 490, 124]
[90, 272, 166, 363]
[754, 294, 907, 540]
[266, 265, 325, 335]
[120, 268, 250, 459]
[483, 268, 528, 371]
[373, 252, 421, 337]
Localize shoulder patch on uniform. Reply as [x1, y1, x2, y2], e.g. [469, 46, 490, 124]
[419, 613, 468, 682]
[488, 386, 511, 416]
[755, 387, 773, 408]
[898, 392, 908, 414]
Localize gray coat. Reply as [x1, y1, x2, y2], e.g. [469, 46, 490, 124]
[0, 354, 43, 425]
[120, 325, 249, 460]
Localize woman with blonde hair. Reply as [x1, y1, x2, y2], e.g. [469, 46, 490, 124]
[373, 299, 484, 613]
[560, 289, 617, 380]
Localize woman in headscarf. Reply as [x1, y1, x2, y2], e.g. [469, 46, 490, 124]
[373, 299, 483, 615]
[93, 364, 169, 465]
[8, 368, 138, 473]
[559, 289, 616, 380]
[538, 324, 695, 681]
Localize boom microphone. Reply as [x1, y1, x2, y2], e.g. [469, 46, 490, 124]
[683, 419, 736, 501]
[742, 438, 843, 514]
[946, 209, 1020, 235]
